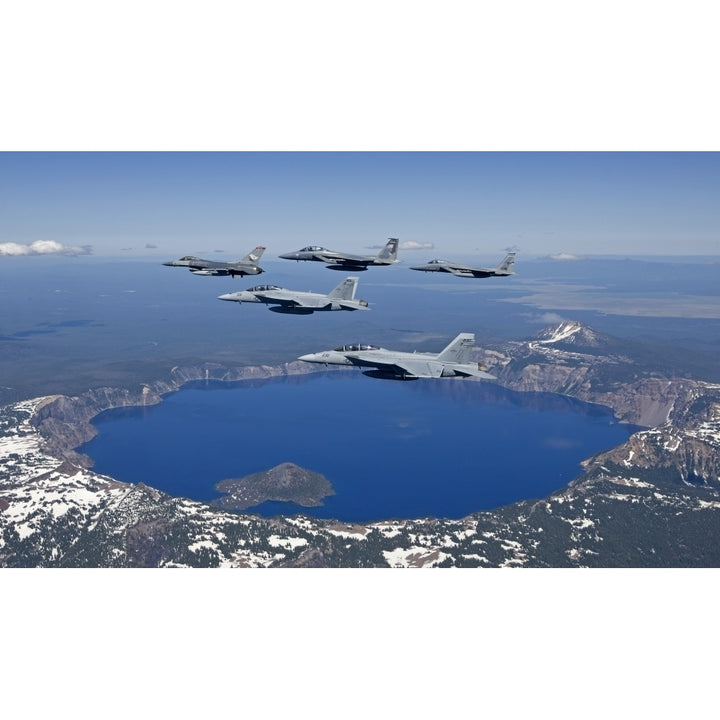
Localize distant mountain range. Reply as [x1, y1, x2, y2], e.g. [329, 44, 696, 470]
[2, 320, 719, 567]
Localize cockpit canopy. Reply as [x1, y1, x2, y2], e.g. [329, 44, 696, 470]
[334, 343, 380, 352]
[247, 285, 282, 292]
[299, 246, 327, 252]
[179, 256, 200, 261]
[428, 259, 449, 264]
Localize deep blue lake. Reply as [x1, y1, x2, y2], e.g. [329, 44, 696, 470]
[82, 372, 636, 522]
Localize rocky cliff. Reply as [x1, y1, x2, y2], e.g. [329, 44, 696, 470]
[584, 393, 720, 484]
[475, 321, 701, 427]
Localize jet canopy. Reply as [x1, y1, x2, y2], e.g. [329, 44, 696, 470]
[428, 259, 449, 264]
[247, 285, 282, 292]
[299, 246, 328, 252]
[334, 343, 380, 352]
[179, 256, 201, 261]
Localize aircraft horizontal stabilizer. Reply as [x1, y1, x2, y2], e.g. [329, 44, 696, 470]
[338, 301, 369, 311]
[454, 366, 497, 379]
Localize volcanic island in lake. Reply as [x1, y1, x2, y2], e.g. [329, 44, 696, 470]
[211, 462, 335, 511]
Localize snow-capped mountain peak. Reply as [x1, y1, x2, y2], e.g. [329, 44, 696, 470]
[535, 321, 604, 348]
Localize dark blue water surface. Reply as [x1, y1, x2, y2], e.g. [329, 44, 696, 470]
[83, 373, 636, 522]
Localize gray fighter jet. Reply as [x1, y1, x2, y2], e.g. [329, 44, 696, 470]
[217, 276, 369, 315]
[278, 237, 400, 271]
[410, 252, 516, 278]
[163, 246, 265, 277]
[298, 333, 496, 380]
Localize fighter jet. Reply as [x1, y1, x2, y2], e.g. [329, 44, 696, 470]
[298, 333, 496, 380]
[162, 246, 265, 277]
[278, 237, 400, 271]
[217, 276, 369, 315]
[410, 252, 516, 278]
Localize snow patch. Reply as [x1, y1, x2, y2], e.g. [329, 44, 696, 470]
[268, 535, 308, 549]
[188, 540, 218, 553]
[697, 500, 720, 509]
[382, 547, 449, 568]
[327, 527, 368, 540]
[538, 321, 582, 344]
[606, 493, 633, 502]
[610, 476, 653, 489]
[562, 517, 595, 529]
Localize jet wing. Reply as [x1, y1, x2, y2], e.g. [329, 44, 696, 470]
[303, 250, 346, 263]
[411, 262, 476, 276]
[387, 360, 495, 379]
[324, 255, 370, 267]
[254, 291, 297, 305]
[190, 267, 231, 276]
[347, 355, 442, 378]
[392, 360, 443, 377]
[256, 291, 333, 311]
[447, 267, 479, 277]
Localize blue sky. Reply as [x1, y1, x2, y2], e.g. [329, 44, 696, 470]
[1, 152, 719, 258]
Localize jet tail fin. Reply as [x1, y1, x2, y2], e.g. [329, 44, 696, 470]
[436, 333, 475, 364]
[328, 276, 359, 300]
[496, 252, 516, 275]
[239, 246, 266, 264]
[377, 237, 399, 262]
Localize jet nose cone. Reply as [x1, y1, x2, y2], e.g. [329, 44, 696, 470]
[218, 293, 238, 301]
[162, 261, 174, 266]
[297, 353, 318, 362]
[278, 253, 296, 260]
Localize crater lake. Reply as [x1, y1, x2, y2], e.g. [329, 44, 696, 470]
[82, 371, 637, 522]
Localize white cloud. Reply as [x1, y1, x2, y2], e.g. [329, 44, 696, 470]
[547, 253, 586, 261]
[399, 241, 434, 251]
[539, 312, 566, 324]
[523, 312, 566, 325]
[0, 240, 92, 257]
